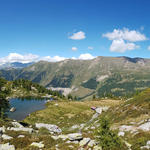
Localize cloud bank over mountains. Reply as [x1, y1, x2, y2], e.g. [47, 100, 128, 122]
[0, 53, 96, 65]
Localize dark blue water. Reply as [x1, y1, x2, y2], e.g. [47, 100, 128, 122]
[7, 98, 46, 121]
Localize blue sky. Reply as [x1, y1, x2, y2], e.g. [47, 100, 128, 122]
[0, 0, 150, 63]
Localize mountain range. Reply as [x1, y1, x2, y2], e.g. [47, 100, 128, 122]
[1, 56, 150, 99]
[0, 62, 33, 69]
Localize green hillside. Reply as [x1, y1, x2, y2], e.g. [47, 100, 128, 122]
[1, 56, 150, 99]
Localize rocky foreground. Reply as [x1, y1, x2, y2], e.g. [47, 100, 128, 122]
[1, 95, 150, 150]
[0, 106, 109, 150]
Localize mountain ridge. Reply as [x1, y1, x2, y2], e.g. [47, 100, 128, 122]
[1, 56, 150, 99]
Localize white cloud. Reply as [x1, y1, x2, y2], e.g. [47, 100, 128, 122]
[0, 53, 39, 64]
[41, 56, 66, 62]
[69, 31, 86, 40]
[103, 28, 146, 53]
[110, 39, 139, 53]
[78, 53, 95, 60]
[148, 46, 150, 51]
[103, 28, 147, 42]
[88, 46, 94, 50]
[72, 47, 78, 51]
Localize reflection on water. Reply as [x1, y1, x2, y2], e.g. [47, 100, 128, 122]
[7, 98, 46, 121]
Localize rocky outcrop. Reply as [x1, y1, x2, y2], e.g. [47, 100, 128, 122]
[35, 123, 62, 134]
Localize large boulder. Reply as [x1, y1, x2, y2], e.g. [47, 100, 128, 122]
[0, 143, 15, 150]
[35, 123, 62, 134]
[7, 127, 33, 133]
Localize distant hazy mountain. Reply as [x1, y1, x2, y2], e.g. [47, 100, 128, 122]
[0, 62, 34, 69]
[1, 56, 150, 99]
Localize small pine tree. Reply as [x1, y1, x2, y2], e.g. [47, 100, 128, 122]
[96, 116, 125, 150]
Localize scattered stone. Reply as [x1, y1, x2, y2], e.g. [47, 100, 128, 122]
[72, 141, 79, 144]
[124, 141, 132, 150]
[70, 125, 80, 130]
[141, 140, 150, 149]
[119, 125, 136, 132]
[51, 135, 59, 140]
[93, 145, 102, 150]
[66, 140, 71, 144]
[95, 108, 102, 114]
[7, 127, 33, 133]
[35, 123, 62, 134]
[68, 133, 82, 141]
[18, 135, 25, 138]
[2, 134, 13, 140]
[58, 134, 68, 140]
[68, 145, 74, 149]
[12, 121, 23, 128]
[0, 126, 6, 133]
[31, 142, 44, 148]
[10, 107, 16, 112]
[0, 143, 15, 150]
[55, 103, 58, 106]
[79, 138, 91, 147]
[118, 131, 125, 137]
[138, 121, 150, 131]
[88, 140, 96, 147]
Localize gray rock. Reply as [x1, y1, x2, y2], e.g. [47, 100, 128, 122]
[7, 127, 33, 133]
[93, 145, 102, 150]
[141, 140, 150, 149]
[68, 133, 82, 141]
[72, 141, 79, 144]
[79, 138, 91, 147]
[30, 142, 44, 148]
[2, 134, 13, 140]
[11, 121, 23, 128]
[35, 123, 61, 134]
[118, 131, 125, 137]
[88, 140, 96, 147]
[119, 125, 136, 132]
[17, 135, 25, 138]
[138, 121, 150, 131]
[95, 108, 102, 114]
[68, 145, 74, 149]
[0, 143, 15, 150]
[0, 126, 6, 133]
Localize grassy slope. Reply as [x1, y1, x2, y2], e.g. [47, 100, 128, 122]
[24, 100, 121, 133]
[101, 88, 150, 150]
